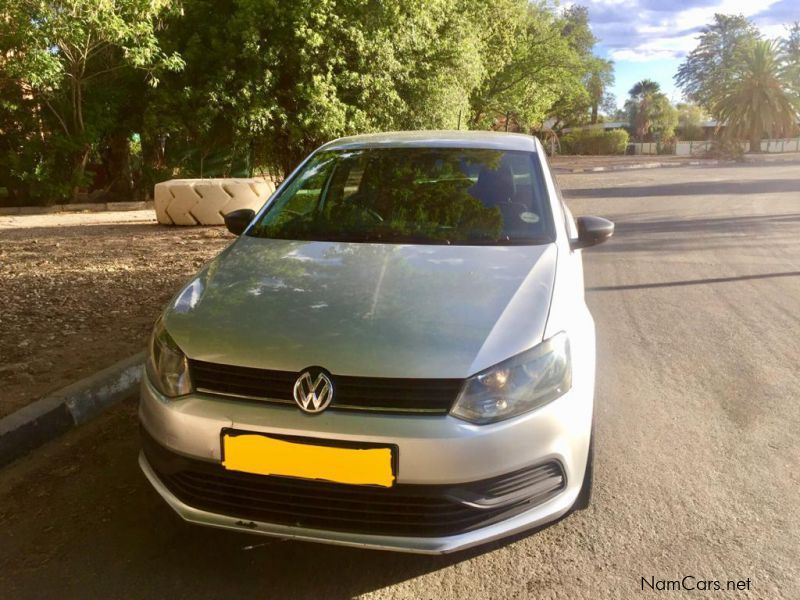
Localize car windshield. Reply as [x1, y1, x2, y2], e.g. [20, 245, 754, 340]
[248, 147, 555, 245]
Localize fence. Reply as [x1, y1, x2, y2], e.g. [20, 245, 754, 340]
[758, 138, 800, 153]
[674, 138, 800, 156]
[628, 142, 659, 155]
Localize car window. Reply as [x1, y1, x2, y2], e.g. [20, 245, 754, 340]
[272, 155, 337, 219]
[249, 147, 555, 245]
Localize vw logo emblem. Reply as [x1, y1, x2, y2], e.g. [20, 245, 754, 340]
[293, 369, 334, 414]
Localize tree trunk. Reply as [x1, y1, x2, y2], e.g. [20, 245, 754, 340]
[590, 103, 598, 124]
[70, 146, 91, 203]
[106, 133, 134, 201]
[749, 129, 762, 153]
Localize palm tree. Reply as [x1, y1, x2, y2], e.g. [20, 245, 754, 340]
[628, 79, 661, 98]
[585, 58, 614, 124]
[626, 79, 661, 141]
[713, 40, 799, 152]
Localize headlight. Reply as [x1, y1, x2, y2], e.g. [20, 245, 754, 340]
[450, 332, 571, 424]
[146, 317, 192, 397]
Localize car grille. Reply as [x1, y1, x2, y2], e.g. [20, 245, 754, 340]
[142, 429, 566, 538]
[189, 359, 463, 414]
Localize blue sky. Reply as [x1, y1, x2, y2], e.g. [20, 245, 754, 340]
[572, 0, 799, 109]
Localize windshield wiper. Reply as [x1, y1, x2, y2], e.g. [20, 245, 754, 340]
[315, 233, 452, 245]
[463, 236, 552, 246]
[389, 235, 451, 245]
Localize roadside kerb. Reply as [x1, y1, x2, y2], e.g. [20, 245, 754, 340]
[0, 351, 145, 467]
[557, 154, 800, 174]
[0, 200, 154, 217]
[562, 159, 724, 173]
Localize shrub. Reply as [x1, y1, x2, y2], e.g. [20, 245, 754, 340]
[560, 128, 629, 155]
[703, 138, 745, 160]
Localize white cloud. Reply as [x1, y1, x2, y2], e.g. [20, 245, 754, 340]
[610, 33, 702, 62]
[587, 0, 788, 62]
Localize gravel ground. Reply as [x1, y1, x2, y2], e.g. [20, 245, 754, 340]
[0, 211, 233, 417]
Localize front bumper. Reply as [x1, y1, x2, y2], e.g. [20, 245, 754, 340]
[139, 373, 592, 553]
[140, 450, 578, 554]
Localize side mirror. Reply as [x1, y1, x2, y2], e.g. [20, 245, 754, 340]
[224, 209, 256, 236]
[572, 216, 614, 250]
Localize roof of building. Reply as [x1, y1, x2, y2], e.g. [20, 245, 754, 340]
[561, 121, 628, 133]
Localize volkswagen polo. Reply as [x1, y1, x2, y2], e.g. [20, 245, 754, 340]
[139, 131, 614, 553]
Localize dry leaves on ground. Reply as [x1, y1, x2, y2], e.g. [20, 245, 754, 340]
[0, 213, 233, 417]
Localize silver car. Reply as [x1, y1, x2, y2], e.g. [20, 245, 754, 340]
[139, 131, 613, 554]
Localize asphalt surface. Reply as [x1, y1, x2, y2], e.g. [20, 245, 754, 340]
[1, 162, 799, 599]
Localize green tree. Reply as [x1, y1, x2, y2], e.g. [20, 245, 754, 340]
[256, 0, 483, 175]
[467, 2, 593, 131]
[1, 0, 183, 201]
[141, 0, 265, 180]
[675, 14, 759, 111]
[151, 0, 482, 177]
[676, 103, 708, 140]
[780, 22, 800, 96]
[585, 58, 615, 124]
[625, 79, 678, 141]
[713, 40, 799, 152]
[1, 0, 626, 202]
[0, 74, 60, 203]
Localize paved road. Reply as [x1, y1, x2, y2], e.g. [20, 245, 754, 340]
[1, 163, 799, 599]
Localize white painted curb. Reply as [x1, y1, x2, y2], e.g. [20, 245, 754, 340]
[0, 352, 145, 467]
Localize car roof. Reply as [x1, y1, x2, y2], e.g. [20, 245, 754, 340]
[319, 130, 540, 153]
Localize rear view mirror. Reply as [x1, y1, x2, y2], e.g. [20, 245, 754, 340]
[224, 209, 256, 236]
[572, 216, 614, 250]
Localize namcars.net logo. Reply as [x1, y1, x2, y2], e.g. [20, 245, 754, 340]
[641, 576, 752, 592]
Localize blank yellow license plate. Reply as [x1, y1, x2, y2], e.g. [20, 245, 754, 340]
[221, 431, 395, 488]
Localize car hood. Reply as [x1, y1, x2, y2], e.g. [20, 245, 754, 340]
[165, 236, 557, 379]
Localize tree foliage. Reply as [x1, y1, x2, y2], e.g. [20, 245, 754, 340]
[625, 79, 678, 142]
[676, 103, 708, 141]
[675, 14, 760, 111]
[585, 58, 615, 124]
[780, 22, 800, 96]
[0, 0, 183, 201]
[560, 128, 628, 155]
[1, 0, 614, 204]
[676, 15, 799, 151]
[466, 2, 596, 131]
[713, 40, 799, 151]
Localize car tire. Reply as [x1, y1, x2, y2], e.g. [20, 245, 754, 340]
[573, 426, 594, 511]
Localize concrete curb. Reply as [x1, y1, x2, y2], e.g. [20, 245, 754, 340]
[0, 200, 154, 217]
[0, 351, 145, 467]
[560, 160, 719, 173]
[555, 154, 800, 174]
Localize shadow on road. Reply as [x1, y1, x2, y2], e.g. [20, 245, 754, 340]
[565, 178, 800, 199]
[610, 213, 800, 233]
[587, 270, 800, 292]
[586, 213, 800, 255]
